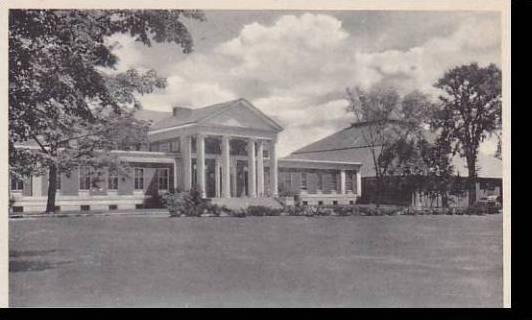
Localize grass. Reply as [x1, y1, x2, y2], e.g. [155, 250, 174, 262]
[9, 214, 503, 307]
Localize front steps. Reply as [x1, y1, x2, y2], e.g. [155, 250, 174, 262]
[210, 197, 283, 211]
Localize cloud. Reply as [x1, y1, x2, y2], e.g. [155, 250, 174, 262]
[110, 12, 501, 156]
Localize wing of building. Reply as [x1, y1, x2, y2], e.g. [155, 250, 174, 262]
[282, 121, 502, 206]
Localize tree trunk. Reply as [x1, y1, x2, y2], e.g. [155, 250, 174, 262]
[442, 192, 449, 208]
[45, 164, 58, 213]
[375, 176, 382, 208]
[466, 155, 477, 206]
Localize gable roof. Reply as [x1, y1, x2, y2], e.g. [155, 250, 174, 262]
[291, 120, 413, 155]
[283, 122, 502, 178]
[150, 98, 283, 132]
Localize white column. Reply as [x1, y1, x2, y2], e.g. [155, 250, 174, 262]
[32, 175, 43, 197]
[173, 158, 179, 191]
[221, 136, 231, 198]
[340, 170, 346, 194]
[247, 138, 257, 197]
[215, 158, 221, 198]
[197, 134, 206, 198]
[256, 140, 264, 197]
[183, 136, 192, 191]
[356, 170, 362, 197]
[270, 138, 278, 197]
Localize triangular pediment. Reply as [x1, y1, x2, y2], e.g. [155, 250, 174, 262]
[200, 99, 283, 132]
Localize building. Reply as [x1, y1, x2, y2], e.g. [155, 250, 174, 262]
[283, 120, 503, 207]
[9, 99, 362, 213]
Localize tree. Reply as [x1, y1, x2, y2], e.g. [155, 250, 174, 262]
[432, 63, 502, 205]
[9, 9, 205, 212]
[346, 85, 431, 206]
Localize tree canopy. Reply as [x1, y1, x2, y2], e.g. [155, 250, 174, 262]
[9, 9, 205, 212]
[431, 63, 502, 204]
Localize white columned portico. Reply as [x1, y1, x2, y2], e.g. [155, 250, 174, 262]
[197, 134, 206, 198]
[256, 140, 264, 197]
[247, 138, 257, 197]
[356, 170, 362, 197]
[340, 170, 346, 194]
[221, 135, 231, 198]
[270, 138, 278, 197]
[183, 135, 192, 191]
[215, 158, 221, 198]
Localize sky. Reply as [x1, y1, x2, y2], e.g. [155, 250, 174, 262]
[106, 10, 502, 157]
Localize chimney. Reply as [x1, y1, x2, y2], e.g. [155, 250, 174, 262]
[172, 106, 192, 117]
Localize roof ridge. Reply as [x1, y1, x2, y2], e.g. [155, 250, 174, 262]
[289, 125, 354, 154]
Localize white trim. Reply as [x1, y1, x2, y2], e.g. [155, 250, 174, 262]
[120, 156, 176, 164]
[148, 123, 196, 135]
[280, 158, 362, 166]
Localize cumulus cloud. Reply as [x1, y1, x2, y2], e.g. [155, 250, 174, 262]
[109, 12, 501, 156]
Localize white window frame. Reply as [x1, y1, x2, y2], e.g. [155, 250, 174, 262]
[300, 172, 307, 190]
[134, 168, 144, 191]
[159, 142, 170, 152]
[10, 175, 24, 192]
[157, 168, 169, 191]
[79, 167, 92, 191]
[108, 168, 119, 191]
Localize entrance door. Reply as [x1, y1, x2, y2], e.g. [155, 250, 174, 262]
[205, 159, 216, 198]
[236, 160, 248, 197]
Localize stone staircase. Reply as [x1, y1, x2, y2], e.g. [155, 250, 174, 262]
[210, 197, 283, 211]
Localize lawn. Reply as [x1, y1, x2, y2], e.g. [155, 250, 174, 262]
[9, 214, 503, 307]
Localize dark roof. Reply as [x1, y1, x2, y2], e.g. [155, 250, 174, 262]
[291, 120, 413, 155]
[283, 121, 502, 178]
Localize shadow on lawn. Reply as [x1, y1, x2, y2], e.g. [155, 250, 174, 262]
[9, 249, 58, 258]
[10, 249, 72, 273]
[10, 259, 73, 273]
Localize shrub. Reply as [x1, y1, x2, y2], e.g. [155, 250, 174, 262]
[232, 209, 247, 218]
[203, 203, 224, 217]
[245, 205, 281, 217]
[162, 192, 186, 217]
[162, 186, 207, 217]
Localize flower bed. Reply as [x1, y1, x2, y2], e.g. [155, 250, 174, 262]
[162, 190, 501, 218]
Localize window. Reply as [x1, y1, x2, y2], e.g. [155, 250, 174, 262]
[283, 171, 291, 189]
[159, 142, 170, 152]
[263, 149, 270, 159]
[79, 167, 92, 190]
[108, 168, 118, 190]
[10, 175, 24, 191]
[318, 201, 323, 206]
[157, 168, 169, 190]
[80, 205, 90, 211]
[109, 204, 118, 210]
[317, 173, 323, 191]
[12, 206, 23, 213]
[171, 139, 181, 152]
[331, 172, 338, 192]
[150, 144, 159, 152]
[136, 204, 144, 209]
[134, 168, 144, 190]
[301, 172, 307, 190]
